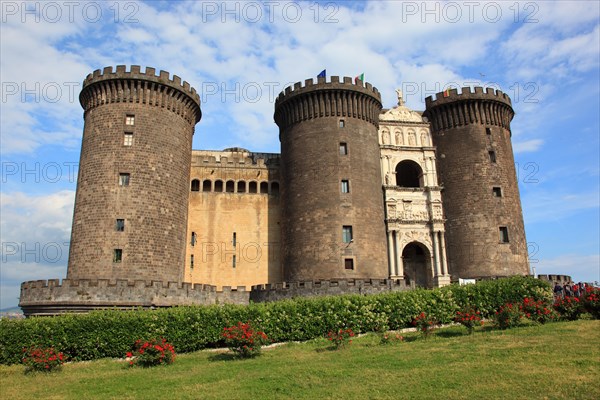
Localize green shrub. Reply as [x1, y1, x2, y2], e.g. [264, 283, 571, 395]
[411, 312, 438, 338]
[444, 276, 552, 318]
[454, 307, 484, 334]
[222, 322, 269, 358]
[493, 303, 523, 329]
[380, 331, 404, 345]
[326, 328, 355, 349]
[520, 297, 556, 324]
[0, 276, 550, 365]
[127, 338, 176, 367]
[582, 286, 600, 319]
[22, 346, 65, 373]
[553, 296, 583, 321]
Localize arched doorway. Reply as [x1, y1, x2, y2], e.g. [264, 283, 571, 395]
[402, 242, 431, 288]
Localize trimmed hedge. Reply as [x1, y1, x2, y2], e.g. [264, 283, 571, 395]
[0, 276, 550, 364]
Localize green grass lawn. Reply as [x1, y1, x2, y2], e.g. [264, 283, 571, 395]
[1, 320, 598, 400]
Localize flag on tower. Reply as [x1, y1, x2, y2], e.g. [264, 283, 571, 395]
[317, 69, 326, 78]
[354, 73, 364, 83]
[443, 87, 451, 97]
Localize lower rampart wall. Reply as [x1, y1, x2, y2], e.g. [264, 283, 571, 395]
[20, 275, 572, 316]
[250, 279, 410, 302]
[537, 274, 573, 285]
[19, 279, 249, 316]
[20, 278, 412, 316]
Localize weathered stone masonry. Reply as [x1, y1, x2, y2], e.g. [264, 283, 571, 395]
[19, 67, 531, 316]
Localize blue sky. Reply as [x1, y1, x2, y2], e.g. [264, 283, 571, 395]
[1, 1, 599, 309]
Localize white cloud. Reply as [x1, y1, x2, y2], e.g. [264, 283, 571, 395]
[0, 191, 74, 308]
[514, 139, 543, 153]
[522, 190, 599, 224]
[0, 190, 75, 242]
[535, 254, 600, 285]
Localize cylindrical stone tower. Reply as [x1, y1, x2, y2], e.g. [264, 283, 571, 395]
[423, 87, 529, 278]
[68, 65, 201, 282]
[274, 76, 388, 281]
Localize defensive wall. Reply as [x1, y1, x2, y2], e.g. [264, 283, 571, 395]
[20, 278, 411, 316]
[186, 148, 283, 290]
[20, 275, 578, 316]
[19, 279, 248, 316]
[537, 274, 573, 285]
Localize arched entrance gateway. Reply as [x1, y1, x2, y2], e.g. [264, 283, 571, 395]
[402, 242, 432, 288]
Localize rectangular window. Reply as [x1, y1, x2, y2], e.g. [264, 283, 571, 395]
[191, 232, 197, 246]
[499, 227, 509, 243]
[233, 232, 237, 247]
[342, 225, 353, 243]
[124, 132, 133, 146]
[344, 258, 354, 270]
[488, 150, 497, 163]
[113, 249, 122, 263]
[119, 173, 130, 186]
[125, 115, 135, 125]
[339, 142, 348, 155]
[486, 127, 492, 135]
[492, 187, 502, 197]
[232, 255, 236, 268]
[339, 120, 345, 128]
[116, 219, 125, 231]
[190, 255, 194, 269]
[341, 180, 350, 193]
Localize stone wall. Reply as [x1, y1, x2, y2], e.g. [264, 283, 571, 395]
[20, 278, 411, 316]
[537, 274, 573, 285]
[250, 278, 410, 302]
[185, 149, 282, 290]
[19, 279, 248, 316]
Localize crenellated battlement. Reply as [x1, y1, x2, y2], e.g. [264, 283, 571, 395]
[423, 86, 514, 132]
[19, 279, 249, 316]
[20, 278, 225, 292]
[274, 76, 382, 129]
[84, 65, 200, 102]
[425, 86, 512, 108]
[80, 65, 201, 124]
[191, 149, 280, 168]
[537, 274, 573, 284]
[250, 279, 409, 302]
[275, 76, 380, 105]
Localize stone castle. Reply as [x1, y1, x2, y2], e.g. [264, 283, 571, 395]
[19, 66, 530, 316]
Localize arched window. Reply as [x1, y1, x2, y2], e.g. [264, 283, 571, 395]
[395, 160, 424, 188]
[238, 181, 246, 193]
[260, 182, 269, 194]
[271, 181, 280, 195]
[191, 179, 200, 191]
[226, 180, 235, 192]
[249, 181, 257, 193]
[202, 180, 211, 192]
[214, 180, 223, 192]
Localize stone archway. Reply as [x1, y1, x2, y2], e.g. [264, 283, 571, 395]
[402, 242, 432, 288]
[395, 160, 423, 188]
